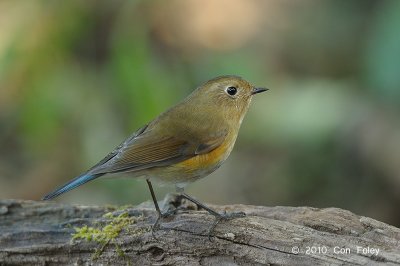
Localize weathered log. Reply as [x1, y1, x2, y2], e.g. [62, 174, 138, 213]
[0, 195, 399, 265]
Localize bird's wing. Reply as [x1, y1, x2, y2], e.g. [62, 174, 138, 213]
[88, 125, 227, 175]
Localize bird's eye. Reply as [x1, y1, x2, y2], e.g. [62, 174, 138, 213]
[226, 86, 237, 96]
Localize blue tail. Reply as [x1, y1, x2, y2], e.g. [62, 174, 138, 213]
[42, 173, 102, 200]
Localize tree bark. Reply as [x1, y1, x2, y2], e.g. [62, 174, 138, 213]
[0, 195, 399, 265]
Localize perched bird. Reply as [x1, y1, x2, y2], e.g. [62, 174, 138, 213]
[43, 75, 267, 233]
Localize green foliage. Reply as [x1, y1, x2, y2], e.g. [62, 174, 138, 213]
[364, 0, 400, 102]
[1, 1, 400, 226]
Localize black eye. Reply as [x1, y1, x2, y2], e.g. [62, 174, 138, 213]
[226, 86, 237, 96]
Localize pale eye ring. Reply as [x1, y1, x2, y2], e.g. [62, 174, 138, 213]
[226, 86, 237, 96]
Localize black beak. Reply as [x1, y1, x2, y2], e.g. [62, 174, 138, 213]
[251, 87, 269, 95]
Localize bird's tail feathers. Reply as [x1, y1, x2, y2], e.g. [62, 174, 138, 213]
[42, 173, 102, 200]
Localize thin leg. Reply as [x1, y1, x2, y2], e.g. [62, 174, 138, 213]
[180, 193, 220, 216]
[147, 181, 245, 240]
[146, 179, 161, 215]
[180, 192, 246, 239]
[146, 179, 180, 237]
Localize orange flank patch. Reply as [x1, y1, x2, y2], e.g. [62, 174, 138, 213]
[176, 139, 232, 172]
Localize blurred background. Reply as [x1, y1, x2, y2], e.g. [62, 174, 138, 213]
[1, 0, 400, 227]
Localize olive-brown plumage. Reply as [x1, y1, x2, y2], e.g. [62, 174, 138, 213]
[43, 75, 267, 235]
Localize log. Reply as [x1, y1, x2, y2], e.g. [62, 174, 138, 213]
[0, 195, 399, 265]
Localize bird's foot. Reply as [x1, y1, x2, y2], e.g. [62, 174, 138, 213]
[151, 206, 184, 238]
[208, 211, 246, 241]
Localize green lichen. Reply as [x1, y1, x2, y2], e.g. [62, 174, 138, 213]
[103, 204, 133, 212]
[71, 211, 145, 260]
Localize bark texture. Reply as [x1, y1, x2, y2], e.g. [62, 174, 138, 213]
[0, 196, 399, 265]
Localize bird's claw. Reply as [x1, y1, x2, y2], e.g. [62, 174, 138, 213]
[208, 211, 246, 241]
[151, 206, 184, 238]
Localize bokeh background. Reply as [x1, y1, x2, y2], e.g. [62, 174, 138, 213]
[1, 0, 400, 227]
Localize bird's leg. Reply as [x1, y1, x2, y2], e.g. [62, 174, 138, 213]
[147, 181, 245, 239]
[179, 192, 246, 239]
[146, 179, 180, 236]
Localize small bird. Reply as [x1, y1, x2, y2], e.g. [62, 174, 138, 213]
[43, 75, 267, 233]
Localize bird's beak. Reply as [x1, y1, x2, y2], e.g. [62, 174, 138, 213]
[251, 87, 269, 95]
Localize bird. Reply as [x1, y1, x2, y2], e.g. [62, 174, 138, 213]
[43, 75, 267, 234]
